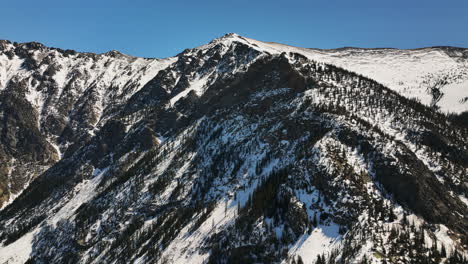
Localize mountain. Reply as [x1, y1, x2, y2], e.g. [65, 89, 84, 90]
[0, 33, 466, 263]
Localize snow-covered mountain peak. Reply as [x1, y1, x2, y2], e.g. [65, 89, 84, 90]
[195, 35, 468, 113]
[0, 36, 467, 264]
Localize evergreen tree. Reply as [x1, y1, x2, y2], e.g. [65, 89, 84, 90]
[440, 244, 447, 258]
[312, 213, 318, 227]
[297, 255, 304, 264]
[315, 254, 324, 264]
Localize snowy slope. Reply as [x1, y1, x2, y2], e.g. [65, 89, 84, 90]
[211, 34, 468, 113]
[0, 40, 177, 209]
[0, 42, 176, 128]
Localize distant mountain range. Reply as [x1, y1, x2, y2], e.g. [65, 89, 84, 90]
[0, 33, 466, 263]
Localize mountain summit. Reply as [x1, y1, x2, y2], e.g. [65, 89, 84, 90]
[0, 34, 467, 263]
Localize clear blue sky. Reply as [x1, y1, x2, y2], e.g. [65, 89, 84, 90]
[1, 0, 467, 58]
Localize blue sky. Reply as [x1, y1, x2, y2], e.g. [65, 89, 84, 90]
[1, 0, 467, 58]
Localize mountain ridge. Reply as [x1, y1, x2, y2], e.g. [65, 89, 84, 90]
[3, 34, 468, 59]
[2, 33, 468, 115]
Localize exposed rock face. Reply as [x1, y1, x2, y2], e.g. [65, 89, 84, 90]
[0, 34, 467, 263]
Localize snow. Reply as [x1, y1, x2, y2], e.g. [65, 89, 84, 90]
[52, 66, 68, 88]
[159, 198, 238, 264]
[0, 228, 36, 264]
[25, 86, 44, 120]
[135, 57, 178, 94]
[458, 194, 468, 207]
[287, 224, 341, 264]
[0, 53, 24, 91]
[47, 139, 62, 160]
[169, 73, 211, 106]
[2, 46, 177, 132]
[434, 225, 458, 253]
[251, 87, 291, 100]
[49, 167, 106, 226]
[216, 34, 468, 113]
[0, 169, 106, 263]
[438, 80, 468, 113]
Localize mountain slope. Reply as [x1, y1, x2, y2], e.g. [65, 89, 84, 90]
[230, 34, 468, 113]
[0, 34, 467, 264]
[0, 40, 174, 208]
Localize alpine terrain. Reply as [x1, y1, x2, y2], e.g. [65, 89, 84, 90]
[0, 33, 467, 263]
